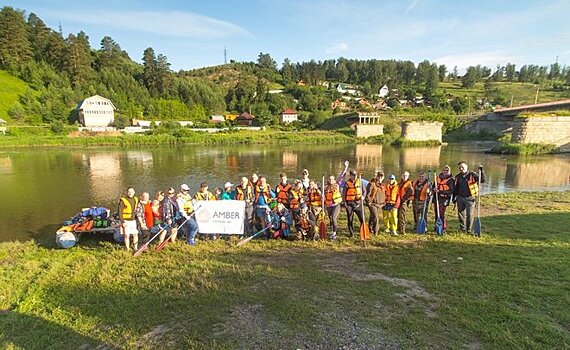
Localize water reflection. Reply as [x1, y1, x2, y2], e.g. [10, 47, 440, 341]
[1, 143, 569, 242]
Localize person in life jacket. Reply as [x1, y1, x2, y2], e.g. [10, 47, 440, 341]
[139, 192, 154, 244]
[152, 191, 165, 226]
[397, 171, 414, 235]
[434, 165, 455, 232]
[160, 187, 180, 245]
[271, 202, 292, 239]
[383, 175, 401, 236]
[412, 172, 431, 231]
[324, 174, 343, 240]
[453, 161, 485, 234]
[366, 171, 386, 235]
[254, 176, 275, 232]
[275, 172, 292, 208]
[289, 180, 305, 222]
[195, 182, 216, 201]
[307, 180, 323, 218]
[342, 169, 365, 238]
[295, 203, 318, 240]
[236, 176, 255, 236]
[177, 184, 200, 245]
[300, 168, 311, 192]
[250, 173, 260, 187]
[118, 187, 142, 251]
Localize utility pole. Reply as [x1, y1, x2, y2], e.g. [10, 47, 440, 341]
[223, 46, 227, 65]
[510, 95, 514, 108]
[535, 85, 540, 104]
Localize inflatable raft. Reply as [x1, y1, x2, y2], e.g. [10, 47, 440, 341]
[55, 207, 122, 248]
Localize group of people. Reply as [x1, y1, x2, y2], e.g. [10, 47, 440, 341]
[117, 161, 485, 251]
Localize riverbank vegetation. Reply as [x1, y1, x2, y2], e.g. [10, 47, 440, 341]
[1, 191, 569, 349]
[1, 5, 570, 136]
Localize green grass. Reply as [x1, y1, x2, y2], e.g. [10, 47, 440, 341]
[440, 81, 569, 107]
[0, 129, 354, 147]
[1, 191, 569, 349]
[488, 142, 558, 155]
[0, 70, 28, 121]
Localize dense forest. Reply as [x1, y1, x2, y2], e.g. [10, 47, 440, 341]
[1, 6, 569, 129]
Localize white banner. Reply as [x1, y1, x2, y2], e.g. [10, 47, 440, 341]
[194, 200, 245, 235]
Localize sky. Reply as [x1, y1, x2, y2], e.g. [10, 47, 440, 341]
[5, 0, 570, 72]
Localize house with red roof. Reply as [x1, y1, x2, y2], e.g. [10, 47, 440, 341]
[279, 109, 298, 124]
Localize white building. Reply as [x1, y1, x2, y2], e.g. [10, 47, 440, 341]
[279, 109, 299, 124]
[378, 85, 389, 98]
[77, 95, 116, 127]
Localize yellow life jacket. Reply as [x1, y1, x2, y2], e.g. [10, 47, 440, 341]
[236, 185, 253, 201]
[467, 174, 479, 197]
[344, 178, 362, 202]
[120, 196, 139, 219]
[195, 191, 215, 201]
[177, 192, 193, 214]
[325, 184, 342, 206]
[289, 189, 302, 210]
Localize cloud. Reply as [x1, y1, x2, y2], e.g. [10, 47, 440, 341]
[326, 42, 349, 55]
[433, 51, 518, 70]
[47, 10, 253, 39]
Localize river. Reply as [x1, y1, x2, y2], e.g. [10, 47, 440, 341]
[1, 142, 569, 242]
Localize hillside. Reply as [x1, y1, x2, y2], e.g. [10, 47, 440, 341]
[0, 70, 27, 121]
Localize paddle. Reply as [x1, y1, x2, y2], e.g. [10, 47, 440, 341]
[133, 223, 170, 257]
[155, 217, 189, 252]
[434, 171, 444, 235]
[236, 225, 272, 247]
[319, 175, 327, 239]
[416, 170, 431, 234]
[359, 175, 371, 240]
[474, 169, 482, 237]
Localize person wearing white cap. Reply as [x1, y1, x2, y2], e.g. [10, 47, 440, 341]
[221, 182, 236, 200]
[236, 176, 255, 236]
[300, 169, 311, 192]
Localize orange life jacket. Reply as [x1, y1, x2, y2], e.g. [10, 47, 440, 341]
[412, 180, 429, 201]
[437, 175, 453, 197]
[308, 188, 322, 207]
[398, 179, 413, 201]
[325, 184, 342, 206]
[344, 178, 362, 202]
[385, 183, 399, 205]
[276, 183, 292, 204]
[298, 214, 311, 230]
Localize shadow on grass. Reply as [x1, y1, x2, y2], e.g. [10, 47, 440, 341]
[0, 310, 108, 350]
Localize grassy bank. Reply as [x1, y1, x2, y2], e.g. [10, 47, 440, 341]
[1, 191, 569, 349]
[488, 142, 559, 155]
[0, 129, 354, 147]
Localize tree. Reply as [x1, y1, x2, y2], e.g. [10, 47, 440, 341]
[0, 7, 32, 70]
[257, 52, 277, 71]
[461, 66, 480, 88]
[502, 63, 514, 82]
[280, 58, 295, 84]
[142, 47, 158, 95]
[438, 64, 447, 82]
[62, 31, 94, 85]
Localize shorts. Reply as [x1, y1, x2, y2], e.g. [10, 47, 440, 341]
[122, 220, 139, 236]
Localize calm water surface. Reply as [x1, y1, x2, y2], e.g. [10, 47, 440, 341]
[1, 142, 569, 242]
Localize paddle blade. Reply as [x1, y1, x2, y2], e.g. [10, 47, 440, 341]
[360, 223, 370, 240]
[319, 219, 327, 240]
[133, 244, 149, 257]
[236, 235, 255, 247]
[155, 239, 169, 252]
[435, 218, 444, 236]
[474, 218, 481, 237]
[417, 219, 426, 234]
